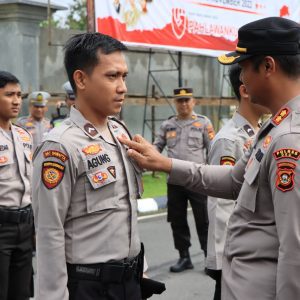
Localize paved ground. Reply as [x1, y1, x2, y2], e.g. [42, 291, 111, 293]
[140, 212, 214, 300]
[32, 211, 214, 299]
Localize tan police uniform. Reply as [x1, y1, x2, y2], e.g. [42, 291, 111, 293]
[32, 106, 143, 300]
[168, 95, 300, 299]
[206, 112, 256, 271]
[0, 124, 33, 299]
[154, 103, 215, 269]
[17, 91, 51, 151]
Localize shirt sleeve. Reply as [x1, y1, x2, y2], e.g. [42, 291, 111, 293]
[168, 150, 250, 199]
[208, 138, 242, 166]
[32, 141, 75, 300]
[153, 122, 166, 153]
[267, 134, 300, 299]
[203, 118, 216, 154]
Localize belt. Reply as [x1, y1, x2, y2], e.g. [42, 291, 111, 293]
[67, 256, 139, 283]
[0, 205, 33, 224]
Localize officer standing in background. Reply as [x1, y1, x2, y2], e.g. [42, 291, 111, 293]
[154, 87, 215, 272]
[32, 33, 145, 300]
[206, 64, 268, 300]
[0, 71, 33, 300]
[119, 17, 300, 299]
[51, 81, 76, 128]
[17, 91, 51, 151]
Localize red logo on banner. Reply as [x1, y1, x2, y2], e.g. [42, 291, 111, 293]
[280, 5, 290, 17]
[171, 8, 187, 40]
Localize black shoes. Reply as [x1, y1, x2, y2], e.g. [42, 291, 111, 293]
[170, 250, 194, 273]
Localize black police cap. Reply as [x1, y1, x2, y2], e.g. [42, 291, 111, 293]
[218, 17, 300, 65]
[174, 87, 193, 99]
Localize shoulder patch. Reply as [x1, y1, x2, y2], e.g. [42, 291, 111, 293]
[220, 156, 236, 166]
[273, 148, 300, 161]
[276, 161, 296, 192]
[43, 150, 69, 162]
[42, 161, 65, 190]
[206, 124, 215, 140]
[272, 107, 290, 126]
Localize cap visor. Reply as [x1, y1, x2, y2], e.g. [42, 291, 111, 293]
[218, 51, 252, 65]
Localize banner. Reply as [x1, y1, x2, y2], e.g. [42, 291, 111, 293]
[95, 0, 300, 57]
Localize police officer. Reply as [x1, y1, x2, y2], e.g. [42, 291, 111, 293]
[17, 91, 51, 151]
[206, 64, 268, 300]
[32, 33, 145, 300]
[51, 82, 76, 128]
[0, 71, 33, 300]
[119, 17, 300, 299]
[154, 87, 214, 272]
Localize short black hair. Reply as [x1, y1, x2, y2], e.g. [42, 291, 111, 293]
[250, 54, 300, 78]
[0, 71, 19, 89]
[64, 33, 127, 94]
[228, 65, 242, 101]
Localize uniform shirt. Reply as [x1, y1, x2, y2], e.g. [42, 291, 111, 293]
[206, 112, 256, 270]
[16, 116, 51, 150]
[0, 124, 32, 208]
[168, 95, 300, 299]
[32, 106, 143, 300]
[154, 113, 215, 163]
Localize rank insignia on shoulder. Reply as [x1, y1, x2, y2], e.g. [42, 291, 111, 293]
[276, 161, 296, 192]
[263, 135, 272, 149]
[243, 125, 255, 137]
[220, 156, 236, 166]
[82, 144, 102, 156]
[43, 150, 69, 162]
[272, 107, 290, 126]
[42, 161, 65, 189]
[84, 123, 98, 137]
[107, 166, 116, 178]
[273, 148, 300, 161]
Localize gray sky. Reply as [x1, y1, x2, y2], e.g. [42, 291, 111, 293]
[53, 0, 75, 26]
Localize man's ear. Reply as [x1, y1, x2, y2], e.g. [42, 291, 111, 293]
[263, 56, 276, 78]
[239, 84, 249, 100]
[73, 70, 87, 92]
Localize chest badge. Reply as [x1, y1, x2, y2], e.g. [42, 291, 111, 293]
[82, 144, 102, 156]
[0, 156, 8, 164]
[263, 135, 272, 149]
[107, 166, 116, 179]
[92, 172, 108, 184]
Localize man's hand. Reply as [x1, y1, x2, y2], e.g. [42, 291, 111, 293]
[118, 134, 172, 173]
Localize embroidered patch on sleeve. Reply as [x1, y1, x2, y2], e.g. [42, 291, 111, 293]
[42, 161, 65, 190]
[43, 150, 69, 162]
[276, 161, 296, 192]
[273, 148, 300, 161]
[206, 125, 215, 140]
[220, 156, 236, 166]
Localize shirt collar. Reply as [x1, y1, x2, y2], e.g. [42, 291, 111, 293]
[232, 112, 256, 137]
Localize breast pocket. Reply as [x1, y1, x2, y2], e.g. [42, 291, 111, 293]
[85, 167, 118, 214]
[238, 158, 260, 213]
[188, 130, 203, 148]
[0, 153, 13, 180]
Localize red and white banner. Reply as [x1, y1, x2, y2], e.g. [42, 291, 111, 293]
[95, 0, 300, 57]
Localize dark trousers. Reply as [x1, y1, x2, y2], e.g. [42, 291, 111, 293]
[206, 269, 222, 300]
[0, 222, 33, 300]
[68, 274, 142, 300]
[167, 184, 208, 255]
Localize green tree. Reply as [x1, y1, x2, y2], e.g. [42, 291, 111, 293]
[40, 17, 61, 28]
[66, 0, 87, 31]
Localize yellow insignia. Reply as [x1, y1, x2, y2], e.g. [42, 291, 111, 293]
[82, 144, 102, 156]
